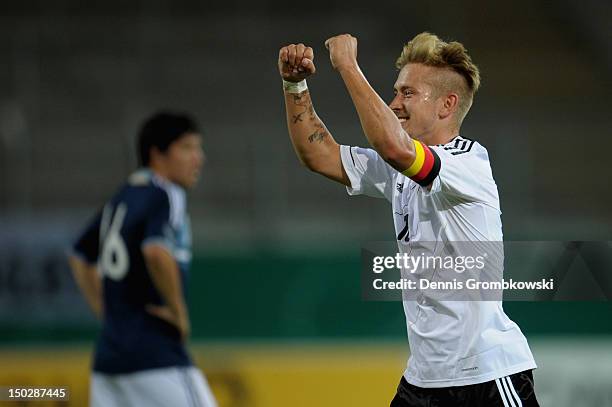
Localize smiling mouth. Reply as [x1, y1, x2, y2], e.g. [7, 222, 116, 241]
[398, 118, 409, 123]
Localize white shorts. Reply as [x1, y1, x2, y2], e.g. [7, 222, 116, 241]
[91, 366, 217, 407]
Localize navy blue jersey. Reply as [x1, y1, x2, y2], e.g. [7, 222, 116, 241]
[72, 169, 193, 374]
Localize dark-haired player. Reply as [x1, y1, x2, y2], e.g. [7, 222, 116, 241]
[68, 112, 217, 406]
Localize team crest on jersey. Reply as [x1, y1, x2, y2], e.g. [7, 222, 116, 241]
[396, 182, 404, 193]
[438, 136, 475, 155]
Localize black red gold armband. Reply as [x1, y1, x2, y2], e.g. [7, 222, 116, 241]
[401, 140, 441, 186]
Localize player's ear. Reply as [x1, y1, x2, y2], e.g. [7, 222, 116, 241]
[149, 146, 163, 163]
[439, 93, 458, 119]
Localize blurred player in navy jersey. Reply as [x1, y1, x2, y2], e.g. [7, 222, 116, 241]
[68, 112, 217, 407]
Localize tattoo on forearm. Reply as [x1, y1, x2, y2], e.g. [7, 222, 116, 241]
[290, 91, 330, 143]
[292, 112, 305, 123]
[308, 104, 315, 118]
[292, 93, 305, 103]
[308, 130, 328, 143]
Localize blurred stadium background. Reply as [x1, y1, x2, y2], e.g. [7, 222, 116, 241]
[1, 1, 611, 405]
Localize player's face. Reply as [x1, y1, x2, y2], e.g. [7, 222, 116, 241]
[165, 133, 204, 189]
[390, 63, 445, 142]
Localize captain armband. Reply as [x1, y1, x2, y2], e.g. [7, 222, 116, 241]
[401, 139, 442, 186]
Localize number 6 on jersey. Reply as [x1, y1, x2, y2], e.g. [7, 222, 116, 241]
[99, 203, 129, 281]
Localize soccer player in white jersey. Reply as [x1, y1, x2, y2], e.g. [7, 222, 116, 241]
[278, 33, 540, 406]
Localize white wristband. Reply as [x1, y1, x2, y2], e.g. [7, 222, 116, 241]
[283, 79, 308, 94]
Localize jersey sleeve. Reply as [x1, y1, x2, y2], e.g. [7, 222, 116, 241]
[142, 188, 175, 252]
[72, 211, 102, 264]
[426, 145, 498, 206]
[340, 145, 398, 201]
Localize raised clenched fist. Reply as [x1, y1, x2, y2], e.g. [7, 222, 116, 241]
[324, 34, 358, 71]
[278, 43, 316, 83]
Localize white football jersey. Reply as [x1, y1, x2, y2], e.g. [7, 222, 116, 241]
[340, 136, 537, 388]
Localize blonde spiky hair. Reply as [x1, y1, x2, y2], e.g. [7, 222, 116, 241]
[396, 32, 481, 124]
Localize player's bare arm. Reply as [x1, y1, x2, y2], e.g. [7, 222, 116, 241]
[279, 43, 349, 186]
[68, 255, 103, 319]
[325, 34, 417, 173]
[142, 244, 190, 341]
